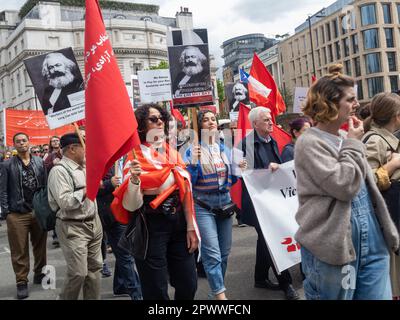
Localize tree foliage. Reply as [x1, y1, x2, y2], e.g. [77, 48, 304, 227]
[19, 0, 159, 19]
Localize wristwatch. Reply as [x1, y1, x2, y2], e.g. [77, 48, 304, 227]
[130, 176, 140, 185]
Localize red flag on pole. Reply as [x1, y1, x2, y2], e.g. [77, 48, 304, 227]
[250, 53, 286, 120]
[84, 0, 140, 200]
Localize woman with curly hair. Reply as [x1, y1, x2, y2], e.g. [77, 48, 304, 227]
[117, 104, 199, 300]
[294, 64, 399, 300]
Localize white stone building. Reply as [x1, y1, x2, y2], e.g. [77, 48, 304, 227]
[0, 1, 218, 141]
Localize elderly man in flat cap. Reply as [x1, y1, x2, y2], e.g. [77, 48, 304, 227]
[48, 133, 103, 300]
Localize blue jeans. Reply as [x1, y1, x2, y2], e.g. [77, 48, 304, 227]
[301, 182, 392, 300]
[104, 221, 142, 299]
[194, 191, 233, 296]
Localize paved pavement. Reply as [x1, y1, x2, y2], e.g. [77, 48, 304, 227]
[0, 218, 304, 300]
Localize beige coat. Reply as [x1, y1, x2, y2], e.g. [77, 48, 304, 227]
[363, 123, 400, 190]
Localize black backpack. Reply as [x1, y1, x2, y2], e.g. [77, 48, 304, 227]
[33, 164, 75, 231]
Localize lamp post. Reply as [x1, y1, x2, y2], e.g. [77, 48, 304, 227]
[307, 9, 326, 78]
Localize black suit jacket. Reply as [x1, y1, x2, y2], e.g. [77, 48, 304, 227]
[41, 78, 83, 115]
[172, 70, 210, 95]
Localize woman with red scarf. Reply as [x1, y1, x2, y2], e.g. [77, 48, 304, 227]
[117, 104, 198, 300]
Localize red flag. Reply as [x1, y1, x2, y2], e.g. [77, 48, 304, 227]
[270, 124, 292, 154]
[170, 103, 186, 128]
[231, 103, 252, 209]
[311, 75, 317, 83]
[250, 53, 286, 119]
[84, 0, 140, 200]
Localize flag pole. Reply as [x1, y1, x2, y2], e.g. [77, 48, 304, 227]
[73, 122, 86, 150]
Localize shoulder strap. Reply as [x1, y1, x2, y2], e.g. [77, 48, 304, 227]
[362, 133, 396, 152]
[54, 163, 77, 190]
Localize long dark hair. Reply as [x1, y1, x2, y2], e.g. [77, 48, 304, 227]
[135, 104, 171, 143]
[197, 109, 218, 143]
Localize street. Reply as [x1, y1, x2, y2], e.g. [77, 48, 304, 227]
[0, 219, 304, 300]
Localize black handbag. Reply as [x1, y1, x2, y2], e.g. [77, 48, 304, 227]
[382, 181, 400, 234]
[117, 207, 149, 261]
[195, 198, 237, 219]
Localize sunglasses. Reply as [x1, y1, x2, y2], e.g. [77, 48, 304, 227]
[147, 115, 164, 124]
[32, 151, 41, 154]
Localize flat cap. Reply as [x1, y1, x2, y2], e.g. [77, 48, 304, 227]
[60, 133, 81, 148]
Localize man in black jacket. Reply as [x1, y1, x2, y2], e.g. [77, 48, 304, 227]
[0, 132, 47, 299]
[238, 107, 299, 300]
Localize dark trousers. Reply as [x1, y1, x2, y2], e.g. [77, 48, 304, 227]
[105, 222, 142, 298]
[254, 226, 292, 290]
[135, 212, 197, 300]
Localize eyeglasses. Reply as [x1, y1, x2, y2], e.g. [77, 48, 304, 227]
[32, 151, 41, 154]
[147, 115, 164, 124]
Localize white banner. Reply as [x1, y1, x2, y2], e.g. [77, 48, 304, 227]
[137, 69, 172, 103]
[293, 87, 309, 114]
[242, 161, 301, 273]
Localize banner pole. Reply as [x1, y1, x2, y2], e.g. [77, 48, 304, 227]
[2, 109, 6, 147]
[73, 122, 86, 151]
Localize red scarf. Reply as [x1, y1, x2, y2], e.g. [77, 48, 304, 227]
[111, 143, 195, 225]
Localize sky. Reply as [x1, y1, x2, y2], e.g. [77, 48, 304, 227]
[1, 0, 335, 76]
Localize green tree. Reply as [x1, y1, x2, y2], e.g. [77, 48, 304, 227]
[216, 79, 227, 117]
[279, 86, 293, 113]
[149, 61, 169, 70]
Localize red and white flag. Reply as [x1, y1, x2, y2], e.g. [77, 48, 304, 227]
[84, 0, 140, 200]
[249, 53, 286, 120]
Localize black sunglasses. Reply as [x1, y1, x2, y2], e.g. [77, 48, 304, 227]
[147, 115, 164, 124]
[32, 150, 41, 154]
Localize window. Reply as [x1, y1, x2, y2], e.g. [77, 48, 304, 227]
[326, 23, 331, 41]
[317, 50, 321, 66]
[343, 38, 350, 57]
[351, 34, 359, 54]
[390, 76, 399, 93]
[328, 44, 333, 63]
[382, 3, 392, 24]
[385, 28, 394, 48]
[387, 52, 397, 72]
[354, 57, 361, 77]
[11, 76, 15, 97]
[0, 81, 4, 101]
[357, 80, 364, 100]
[365, 53, 382, 74]
[361, 4, 377, 26]
[344, 60, 352, 76]
[323, 47, 327, 64]
[332, 19, 339, 38]
[335, 42, 341, 60]
[341, 16, 348, 35]
[367, 77, 384, 97]
[16, 72, 21, 94]
[363, 28, 379, 49]
[398, 4, 400, 23]
[20, 39, 24, 49]
[321, 26, 325, 44]
[314, 29, 319, 47]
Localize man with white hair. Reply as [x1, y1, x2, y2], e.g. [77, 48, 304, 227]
[238, 107, 299, 300]
[41, 52, 83, 115]
[231, 82, 248, 112]
[172, 46, 209, 95]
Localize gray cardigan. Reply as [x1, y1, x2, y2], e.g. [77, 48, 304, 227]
[294, 127, 399, 265]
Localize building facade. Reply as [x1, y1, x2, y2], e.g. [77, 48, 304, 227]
[221, 33, 277, 80]
[279, 0, 400, 111]
[0, 1, 215, 141]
